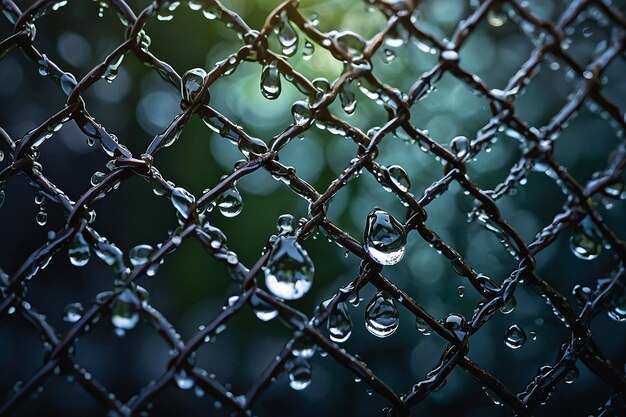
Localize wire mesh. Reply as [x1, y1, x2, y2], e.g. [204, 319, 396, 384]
[1, 0, 626, 416]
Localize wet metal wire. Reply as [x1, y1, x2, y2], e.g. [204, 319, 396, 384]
[1, 0, 626, 415]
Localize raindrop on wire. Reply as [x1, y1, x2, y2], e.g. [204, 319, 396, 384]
[111, 288, 141, 331]
[129, 244, 153, 267]
[181, 68, 209, 104]
[217, 186, 243, 217]
[328, 301, 352, 343]
[504, 324, 526, 349]
[365, 291, 399, 338]
[291, 101, 312, 126]
[68, 233, 90, 266]
[260, 60, 281, 100]
[275, 13, 298, 56]
[264, 236, 314, 300]
[288, 359, 312, 390]
[387, 165, 410, 192]
[171, 187, 195, 219]
[450, 135, 470, 159]
[364, 208, 406, 265]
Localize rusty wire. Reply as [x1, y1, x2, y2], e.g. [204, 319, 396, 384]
[1, 0, 626, 415]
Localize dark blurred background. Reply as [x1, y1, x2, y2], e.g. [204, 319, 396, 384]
[1, 0, 626, 416]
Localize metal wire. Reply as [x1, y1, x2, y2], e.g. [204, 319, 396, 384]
[0, 0, 625, 415]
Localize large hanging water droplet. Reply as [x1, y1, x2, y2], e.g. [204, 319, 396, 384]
[181, 68, 209, 104]
[504, 324, 526, 349]
[364, 208, 406, 265]
[68, 233, 90, 267]
[328, 302, 352, 343]
[171, 187, 195, 219]
[500, 296, 516, 314]
[569, 227, 602, 260]
[264, 236, 314, 300]
[63, 302, 83, 323]
[260, 60, 281, 100]
[111, 288, 140, 330]
[275, 13, 298, 56]
[387, 165, 410, 192]
[129, 244, 153, 267]
[365, 291, 399, 338]
[288, 359, 312, 390]
[291, 100, 312, 126]
[217, 186, 243, 218]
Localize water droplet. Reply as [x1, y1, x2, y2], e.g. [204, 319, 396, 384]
[487, 9, 507, 27]
[334, 31, 366, 58]
[264, 236, 314, 300]
[339, 82, 356, 115]
[608, 293, 626, 322]
[260, 60, 281, 100]
[277, 214, 294, 234]
[288, 359, 312, 390]
[35, 192, 45, 205]
[292, 335, 315, 358]
[482, 386, 504, 406]
[129, 244, 153, 267]
[364, 208, 406, 265]
[60, 72, 77, 96]
[181, 68, 209, 104]
[250, 293, 278, 321]
[444, 314, 468, 341]
[175, 369, 194, 390]
[504, 324, 526, 349]
[564, 367, 578, 384]
[415, 317, 432, 335]
[302, 41, 314, 60]
[365, 291, 399, 338]
[0, 190, 4, 208]
[68, 233, 90, 266]
[387, 165, 410, 192]
[457, 286, 465, 298]
[291, 100, 312, 126]
[569, 228, 602, 260]
[276, 13, 298, 56]
[36, 211, 48, 226]
[450, 136, 470, 158]
[529, 330, 537, 340]
[63, 302, 83, 323]
[217, 187, 242, 217]
[328, 302, 352, 343]
[111, 289, 140, 330]
[171, 187, 195, 219]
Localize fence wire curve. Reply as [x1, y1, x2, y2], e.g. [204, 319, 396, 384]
[1, 0, 626, 416]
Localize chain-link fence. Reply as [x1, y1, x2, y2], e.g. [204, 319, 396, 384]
[1, 0, 626, 415]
